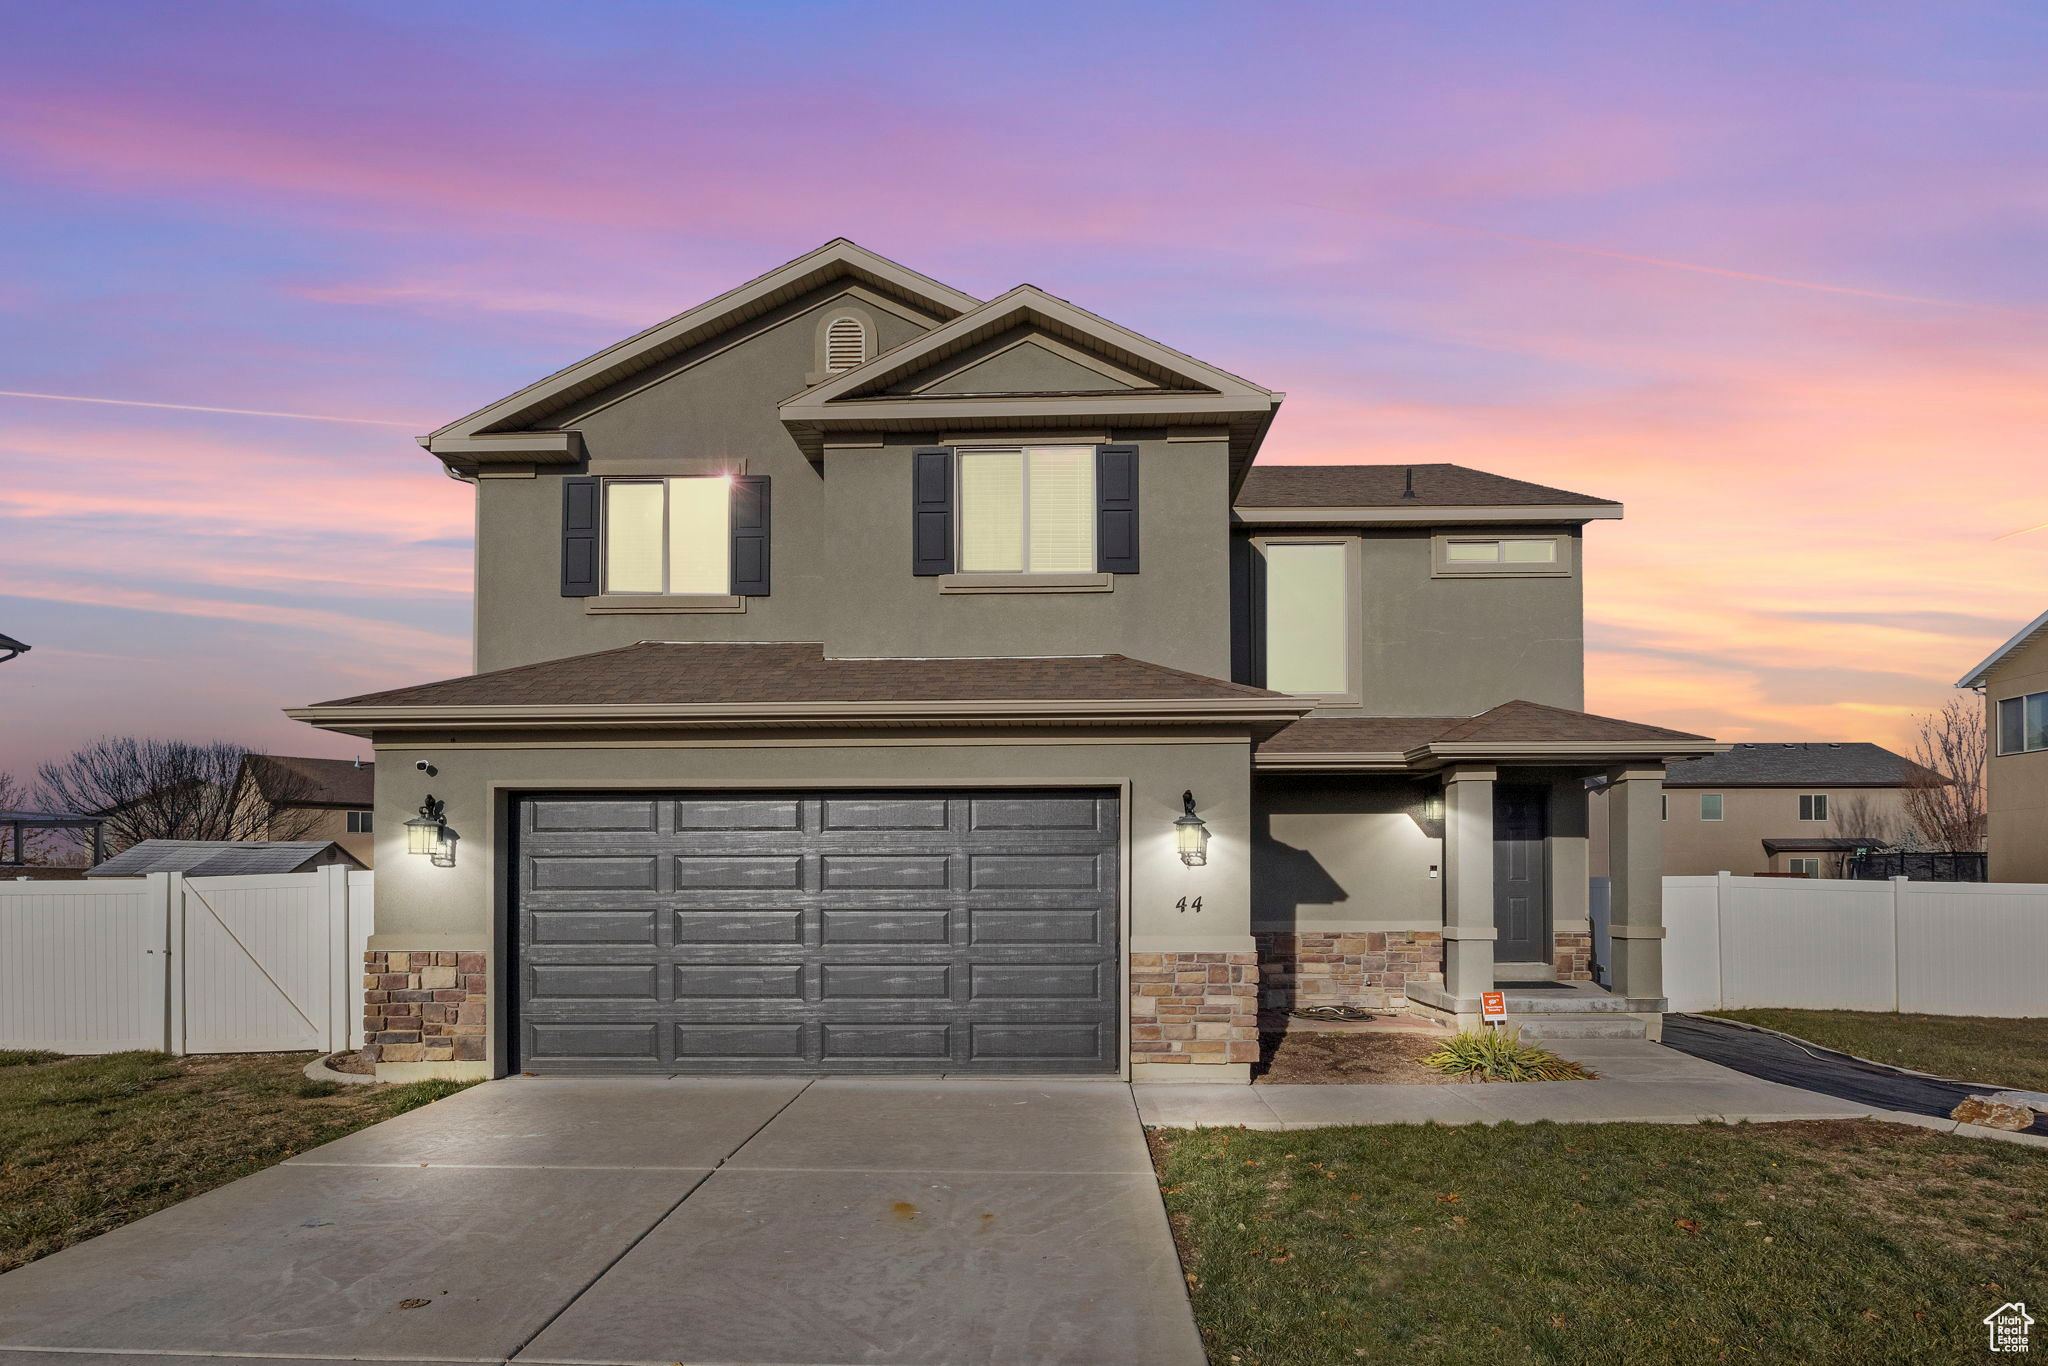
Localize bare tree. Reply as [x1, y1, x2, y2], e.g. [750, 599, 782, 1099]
[1825, 792, 1910, 874]
[35, 739, 322, 856]
[1902, 698, 1988, 853]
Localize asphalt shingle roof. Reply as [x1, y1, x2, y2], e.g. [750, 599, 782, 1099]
[311, 642, 1282, 709]
[86, 840, 362, 878]
[1257, 700, 1711, 754]
[1664, 742, 1944, 787]
[243, 754, 373, 806]
[1235, 464, 1619, 509]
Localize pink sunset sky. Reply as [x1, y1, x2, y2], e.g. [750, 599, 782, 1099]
[2, 1, 2044, 780]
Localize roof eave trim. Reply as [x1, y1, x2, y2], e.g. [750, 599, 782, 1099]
[1233, 504, 1623, 525]
[424, 431, 586, 465]
[1407, 740, 1730, 768]
[286, 695, 1314, 735]
[1957, 607, 2048, 688]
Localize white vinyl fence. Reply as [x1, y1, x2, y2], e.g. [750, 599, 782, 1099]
[1662, 872, 2048, 1018]
[0, 867, 374, 1055]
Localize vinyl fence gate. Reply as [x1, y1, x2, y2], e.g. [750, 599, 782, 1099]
[0, 866, 375, 1054]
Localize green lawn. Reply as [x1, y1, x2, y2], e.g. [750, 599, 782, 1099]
[1152, 1119, 2048, 1366]
[1705, 1009, 2048, 1092]
[0, 1050, 472, 1271]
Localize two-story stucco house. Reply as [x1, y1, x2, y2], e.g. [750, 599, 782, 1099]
[1960, 609, 2048, 883]
[290, 240, 1721, 1083]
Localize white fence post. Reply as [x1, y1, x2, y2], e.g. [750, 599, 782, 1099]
[322, 864, 350, 1054]
[163, 871, 187, 1055]
[1891, 876, 1909, 1014]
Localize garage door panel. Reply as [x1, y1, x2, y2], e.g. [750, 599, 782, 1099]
[671, 910, 804, 944]
[819, 796, 952, 831]
[515, 790, 1118, 1075]
[527, 857, 660, 891]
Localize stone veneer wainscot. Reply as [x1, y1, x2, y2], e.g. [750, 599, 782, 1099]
[1253, 930, 1444, 1011]
[1129, 951, 1260, 1068]
[363, 950, 487, 1066]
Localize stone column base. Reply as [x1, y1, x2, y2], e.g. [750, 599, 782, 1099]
[1553, 930, 1594, 982]
[363, 950, 487, 1081]
[1130, 951, 1258, 1078]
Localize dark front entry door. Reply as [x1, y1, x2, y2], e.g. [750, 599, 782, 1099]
[1493, 786, 1550, 963]
[511, 789, 1121, 1075]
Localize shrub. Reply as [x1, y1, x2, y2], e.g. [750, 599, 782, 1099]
[1422, 1028, 1595, 1082]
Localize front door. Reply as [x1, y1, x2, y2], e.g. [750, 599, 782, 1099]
[1493, 786, 1550, 964]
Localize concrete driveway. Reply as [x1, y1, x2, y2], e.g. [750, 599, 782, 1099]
[0, 1078, 1204, 1366]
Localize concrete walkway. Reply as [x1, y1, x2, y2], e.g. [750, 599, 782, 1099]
[1135, 1037, 1982, 1130]
[0, 1078, 1203, 1366]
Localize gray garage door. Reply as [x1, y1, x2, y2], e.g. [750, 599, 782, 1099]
[512, 790, 1121, 1075]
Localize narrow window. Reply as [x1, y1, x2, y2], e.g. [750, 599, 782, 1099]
[2001, 696, 2026, 754]
[1262, 542, 1351, 695]
[1661, 794, 1668, 821]
[956, 447, 1094, 573]
[603, 477, 732, 594]
[1435, 535, 1566, 574]
[1798, 794, 1829, 822]
[825, 316, 869, 372]
[1700, 793, 1724, 821]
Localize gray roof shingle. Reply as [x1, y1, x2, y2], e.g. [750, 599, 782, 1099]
[1236, 463, 1618, 509]
[1664, 742, 1944, 787]
[1257, 700, 1712, 754]
[86, 840, 363, 878]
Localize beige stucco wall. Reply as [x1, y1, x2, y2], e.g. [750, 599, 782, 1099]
[366, 728, 1256, 1076]
[1251, 776, 1441, 931]
[1589, 784, 1918, 876]
[279, 806, 374, 867]
[1985, 631, 2048, 883]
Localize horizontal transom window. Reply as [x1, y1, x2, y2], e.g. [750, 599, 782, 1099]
[1433, 534, 1570, 576]
[958, 447, 1095, 574]
[605, 477, 732, 595]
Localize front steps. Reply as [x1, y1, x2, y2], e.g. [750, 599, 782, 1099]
[1406, 981, 1666, 1042]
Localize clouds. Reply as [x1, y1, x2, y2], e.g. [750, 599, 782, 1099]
[0, 0, 2042, 771]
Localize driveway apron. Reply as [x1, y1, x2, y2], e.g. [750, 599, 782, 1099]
[0, 1077, 1203, 1366]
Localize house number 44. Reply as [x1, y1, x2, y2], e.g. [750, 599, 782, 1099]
[1175, 896, 1204, 914]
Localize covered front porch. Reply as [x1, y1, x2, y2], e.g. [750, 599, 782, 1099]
[1250, 700, 1725, 1039]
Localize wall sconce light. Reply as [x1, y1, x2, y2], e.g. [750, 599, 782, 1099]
[1422, 790, 1445, 823]
[406, 796, 455, 866]
[1174, 790, 1210, 867]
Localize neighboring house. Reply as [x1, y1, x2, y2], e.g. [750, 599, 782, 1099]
[1591, 742, 1942, 877]
[1959, 609, 2048, 883]
[289, 239, 1720, 1083]
[85, 839, 366, 878]
[233, 754, 377, 866]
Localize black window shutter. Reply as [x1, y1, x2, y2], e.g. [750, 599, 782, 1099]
[730, 475, 771, 596]
[561, 477, 600, 597]
[911, 447, 954, 576]
[1096, 444, 1140, 573]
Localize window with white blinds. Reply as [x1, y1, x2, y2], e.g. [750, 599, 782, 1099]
[603, 477, 731, 594]
[957, 447, 1095, 573]
[825, 316, 868, 372]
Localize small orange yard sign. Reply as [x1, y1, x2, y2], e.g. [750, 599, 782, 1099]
[1480, 991, 1508, 1024]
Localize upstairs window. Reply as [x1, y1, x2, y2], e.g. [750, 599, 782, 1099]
[1260, 539, 1354, 698]
[1700, 793, 1724, 821]
[957, 447, 1095, 573]
[824, 316, 870, 372]
[1999, 692, 2048, 754]
[604, 476, 732, 594]
[346, 810, 373, 834]
[1798, 793, 1829, 822]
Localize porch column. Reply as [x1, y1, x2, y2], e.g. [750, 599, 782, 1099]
[1440, 764, 1496, 1000]
[1605, 764, 1666, 999]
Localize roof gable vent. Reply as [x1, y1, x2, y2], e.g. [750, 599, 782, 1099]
[825, 316, 869, 373]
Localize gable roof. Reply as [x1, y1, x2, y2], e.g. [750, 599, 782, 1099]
[423, 240, 980, 470]
[288, 642, 1309, 736]
[1957, 607, 2048, 689]
[778, 284, 1284, 471]
[86, 840, 365, 878]
[240, 754, 374, 807]
[1663, 742, 1945, 787]
[1256, 700, 1719, 770]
